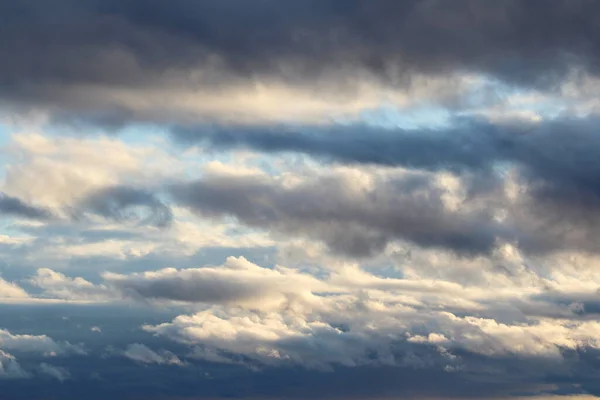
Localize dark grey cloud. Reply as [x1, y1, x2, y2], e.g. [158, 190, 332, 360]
[166, 162, 600, 257]
[174, 116, 600, 218]
[103, 256, 326, 309]
[1, 0, 600, 115]
[0, 193, 54, 220]
[77, 186, 173, 228]
[168, 170, 508, 257]
[174, 120, 499, 172]
[107, 269, 272, 305]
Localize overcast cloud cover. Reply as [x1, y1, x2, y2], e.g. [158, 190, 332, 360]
[2, 1, 600, 399]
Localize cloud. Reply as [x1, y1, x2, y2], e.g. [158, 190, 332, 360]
[2, 132, 181, 212]
[167, 163, 600, 258]
[38, 363, 70, 382]
[0, 192, 54, 220]
[2, 2, 600, 397]
[173, 116, 600, 206]
[0, 277, 30, 300]
[105, 256, 328, 309]
[30, 268, 114, 302]
[129, 253, 600, 372]
[77, 185, 173, 228]
[168, 167, 508, 257]
[2, 1, 600, 126]
[123, 343, 183, 366]
[0, 350, 29, 379]
[0, 328, 86, 357]
[144, 305, 600, 372]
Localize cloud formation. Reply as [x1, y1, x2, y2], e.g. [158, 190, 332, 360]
[77, 185, 173, 228]
[2, 1, 600, 398]
[2, 0, 600, 126]
[0, 328, 86, 357]
[106, 256, 327, 309]
[123, 343, 183, 366]
[0, 350, 29, 380]
[0, 192, 54, 220]
[39, 363, 70, 382]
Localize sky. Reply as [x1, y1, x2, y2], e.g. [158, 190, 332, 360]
[2, 1, 600, 399]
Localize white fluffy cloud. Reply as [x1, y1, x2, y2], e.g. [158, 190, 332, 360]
[30, 268, 114, 302]
[0, 277, 29, 300]
[136, 251, 600, 370]
[0, 329, 84, 382]
[0, 328, 86, 357]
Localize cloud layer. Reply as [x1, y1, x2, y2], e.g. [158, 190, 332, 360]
[2, 1, 600, 399]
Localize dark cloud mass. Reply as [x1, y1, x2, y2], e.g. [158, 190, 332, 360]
[169, 170, 502, 257]
[1, 0, 600, 110]
[167, 116, 600, 258]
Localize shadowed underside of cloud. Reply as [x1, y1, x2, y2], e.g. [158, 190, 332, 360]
[0, 193, 54, 220]
[76, 185, 173, 228]
[166, 167, 600, 257]
[173, 116, 600, 204]
[105, 256, 326, 308]
[2, 0, 600, 127]
[169, 169, 504, 257]
[2, 0, 600, 92]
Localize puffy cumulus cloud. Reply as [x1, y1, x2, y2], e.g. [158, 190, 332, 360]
[126, 251, 600, 373]
[1, 131, 184, 213]
[30, 268, 114, 302]
[0, 350, 29, 379]
[0, 277, 30, 300]
[0, 328, 86, 357]
[1, 247, 600, 394]
[123, 343, 184, 366]
[38, 363, 70, 382]
[143, 305, 600, 372]
[81, 242, 590, 383]
[105, 256, 329, 310]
